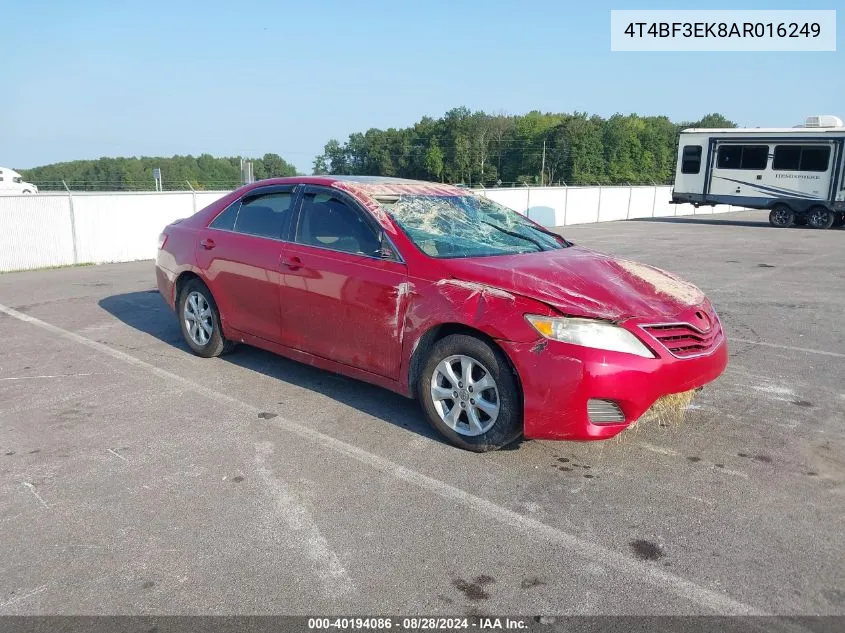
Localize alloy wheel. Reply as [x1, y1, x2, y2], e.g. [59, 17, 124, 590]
[430, 354, 500, 436]
[183, 290, 213, 346]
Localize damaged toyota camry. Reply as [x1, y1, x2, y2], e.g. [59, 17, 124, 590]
[156, 176, 727, 451]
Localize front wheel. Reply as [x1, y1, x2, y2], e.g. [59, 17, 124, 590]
[177, 279, 234, 357]
[419, 334, 522, 452]
[769, 204, 794, 228]
[807, 206, 835, 230]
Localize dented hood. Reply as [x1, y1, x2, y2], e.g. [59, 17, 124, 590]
[441, 246, 707, 321]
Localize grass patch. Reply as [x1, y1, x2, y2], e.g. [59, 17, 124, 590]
[621, 389, 699, 436]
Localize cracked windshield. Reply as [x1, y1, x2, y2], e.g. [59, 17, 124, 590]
[378, 194, 566, 258]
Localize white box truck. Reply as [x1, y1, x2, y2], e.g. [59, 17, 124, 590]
[671, 116, 845, 229]
[0, 167, 38, 195]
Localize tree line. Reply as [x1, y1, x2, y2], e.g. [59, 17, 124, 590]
[19, 153, 297, 191]
[313, 109, 736, 186]
[19, 109, 736, 190]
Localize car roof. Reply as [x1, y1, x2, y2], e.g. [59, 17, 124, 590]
[246, 175, 467, 197]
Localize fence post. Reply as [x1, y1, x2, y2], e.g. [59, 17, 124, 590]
[596, 183, 602, 223]
[524, 183, 530, 220]
[625, 183, 633, 220]
[62, 180, 79, 265]
[186, 180, 196, 213]
[652, 185, 658, 217]
[562, 181, 568, 227]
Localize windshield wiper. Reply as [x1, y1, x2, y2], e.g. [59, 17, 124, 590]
[518, 222, 571, 247]
[480, 221, 544, 252]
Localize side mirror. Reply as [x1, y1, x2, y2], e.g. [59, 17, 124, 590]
[377, 231, 397, 261]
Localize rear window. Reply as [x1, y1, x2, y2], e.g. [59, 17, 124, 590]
[681, 145, 702, 174]
[233, 192, 292, 239]
[209, 200, 240, 231]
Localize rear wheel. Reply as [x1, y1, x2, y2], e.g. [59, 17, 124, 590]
[807, 206, 835, 230]
[177, 279, 234, 357]
[419, 334, 522, 452]
[769, 204, 794, 228]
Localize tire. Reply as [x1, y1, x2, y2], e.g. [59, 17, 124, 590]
[418, 334, 522, 452]
[21, 190, 32, 195]
[177, 278, 234, 357]
[807, 206, 835, 230]
[768, 204, 794, 228]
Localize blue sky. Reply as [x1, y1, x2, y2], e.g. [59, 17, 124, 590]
[1, 0, 842, 173]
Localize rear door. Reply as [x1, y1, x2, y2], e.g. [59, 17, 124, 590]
[195, 185, 296, 343]
[277, 186, 408, 379]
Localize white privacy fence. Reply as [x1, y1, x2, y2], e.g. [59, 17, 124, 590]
[0, 185, 743, 272]
[0, 191, 229, 272]
[476, 184, 740, 226]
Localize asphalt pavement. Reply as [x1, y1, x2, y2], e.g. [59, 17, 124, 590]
[0, 209, 842, 618]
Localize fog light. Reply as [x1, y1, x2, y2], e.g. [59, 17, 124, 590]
[587, 399, 625, 424]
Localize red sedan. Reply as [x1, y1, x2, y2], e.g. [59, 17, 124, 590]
[156, 176, 727, 451]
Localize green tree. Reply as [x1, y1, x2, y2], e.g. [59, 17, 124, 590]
[423, 139, 444, 181]
[690, 113, 737, 129]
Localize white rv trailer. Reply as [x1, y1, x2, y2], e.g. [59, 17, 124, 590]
[671, 115, 845, 229]
[0, 167, 38, 195]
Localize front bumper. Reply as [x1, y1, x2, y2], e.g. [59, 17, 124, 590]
[501, 332, 728, 441]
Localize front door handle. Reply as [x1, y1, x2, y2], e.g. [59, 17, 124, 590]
[200, 238, 216, 250]
[282, 256, 302, 271]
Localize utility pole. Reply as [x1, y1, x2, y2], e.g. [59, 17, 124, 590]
[540, 140, 546, 186]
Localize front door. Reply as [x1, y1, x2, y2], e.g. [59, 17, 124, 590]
[278, 187, 407, 380]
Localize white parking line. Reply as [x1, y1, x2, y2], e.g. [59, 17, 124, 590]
[0, 373, 97, 381]
[0, 301, 766, 616]
[731, 338, 845, 359]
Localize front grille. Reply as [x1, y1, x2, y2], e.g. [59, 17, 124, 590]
[587, 399, 626, 424]
[642, 321, 724, 358]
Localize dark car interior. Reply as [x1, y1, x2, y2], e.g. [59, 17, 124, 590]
[298, 196, 381, 256]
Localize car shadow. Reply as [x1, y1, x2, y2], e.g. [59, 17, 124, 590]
[98, 291, 495, 449]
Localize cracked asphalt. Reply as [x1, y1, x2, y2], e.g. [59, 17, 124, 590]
[0, 209, 842, 617]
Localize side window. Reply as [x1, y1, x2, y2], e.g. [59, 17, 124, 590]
[772, 146, 801, 170]
[717, 145, 768, 170]
[739, 146, 768, 169]
[773, 145, 831, 172]
[233, 192, 292, 239]
[681, 145, 702, 174]
[296, 192, 381, 256]
[209, 200, 240, 231]
[717, 145, 741, 169]
[799, 146, 830, 171]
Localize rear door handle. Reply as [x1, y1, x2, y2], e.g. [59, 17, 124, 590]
[282, 256, 302, 271]
[200, 238, 216, 250]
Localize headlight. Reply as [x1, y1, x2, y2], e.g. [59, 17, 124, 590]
[525, 315, 655, 358]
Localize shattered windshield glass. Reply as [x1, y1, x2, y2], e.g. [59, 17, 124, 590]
[377, 194, 567, 259]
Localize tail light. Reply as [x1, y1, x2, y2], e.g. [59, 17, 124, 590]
[157, 232, 169, 249]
